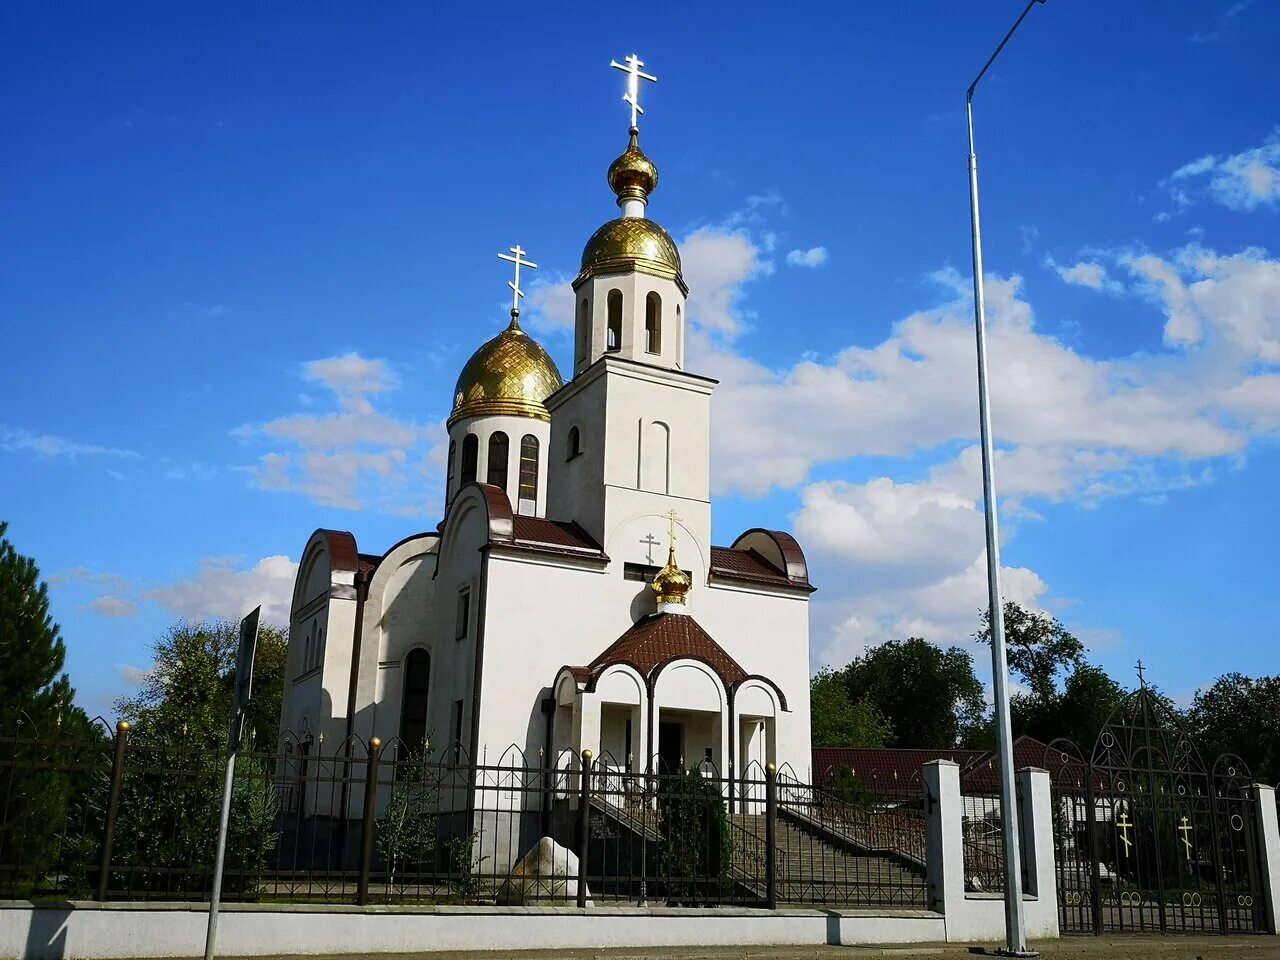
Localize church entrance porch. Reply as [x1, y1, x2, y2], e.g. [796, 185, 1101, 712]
[654, 706, 723, 775]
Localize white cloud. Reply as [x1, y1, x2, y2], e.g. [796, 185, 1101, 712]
[88, 595, 139, 618]
[118, 664, 153, 686]
[1, 430, 140, 460]
[1168, 133, 1280, 211]
[237, 353, 447, 514]
[143, 555, 298, 625]
[524, 273, 576, 334]
[786, 246, 829, 268]
[1046, 257, 1122, 294]
[681, 227, 772, 339]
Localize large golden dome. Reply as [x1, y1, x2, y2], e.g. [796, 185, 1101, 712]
[575, 218, 686, 293]
[449, 317, 563, 427]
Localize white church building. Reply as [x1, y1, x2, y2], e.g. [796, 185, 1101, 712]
[279, 103, 815, 793]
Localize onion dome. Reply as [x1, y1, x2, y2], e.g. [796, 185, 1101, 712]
[448, 315, 564, 428]
[576, 218, 686, 292]
[608, 127, 658, 205]
[651, 542, 692, 607]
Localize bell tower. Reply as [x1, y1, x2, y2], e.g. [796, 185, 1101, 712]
[547, 54, 713, 554]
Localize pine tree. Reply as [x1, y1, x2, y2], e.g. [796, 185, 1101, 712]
[0, 520, 78, 736]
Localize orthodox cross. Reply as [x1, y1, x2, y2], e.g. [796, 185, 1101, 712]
[1116, 810, 1133, 857]
[498, 245, 537, 315]
[1136, 659, 1147, 688]
[666, 508, 682, 546]
[610, 53, 657, 129]
[1178, 816, 1194, 861]
[639, 532, 660, 564]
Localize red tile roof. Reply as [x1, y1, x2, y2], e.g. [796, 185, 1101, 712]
[709, 545, 815, 591]
[813, 747, 984, 790]
[584, 612, 748, 688]
[509, 516, 605, 557]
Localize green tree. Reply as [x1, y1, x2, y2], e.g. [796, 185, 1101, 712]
[842, 638, 986, 748]
[810, 667, 891, 748]
[116, 619, 288, 749]
[376, 748, 439, 890]
[0, 521, 96, 895]
[658, 768, 733, 902]
[975, 601, 1085, 702]
[0, 521, 83, 735]
[1186, 673, 1280, 783]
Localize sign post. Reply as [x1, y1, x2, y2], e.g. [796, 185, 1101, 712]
[204, 606, 260, 960]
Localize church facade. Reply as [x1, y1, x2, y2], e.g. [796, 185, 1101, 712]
[278, 118, 815, 796]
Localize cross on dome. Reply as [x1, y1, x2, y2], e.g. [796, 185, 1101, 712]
[666, 509, 682, 544]
[498, 244, 537, 317]
[610, 53, 657, 130]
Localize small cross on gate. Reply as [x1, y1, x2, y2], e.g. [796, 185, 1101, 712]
[498, 244, 537, 316]
[1117, 810, 1134, 857]
[609, 53, 657, 130]
[1178, 815, 1194, 861]
[639, 532, 660, 564]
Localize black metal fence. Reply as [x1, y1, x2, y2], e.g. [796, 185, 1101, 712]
[1, 724, 929, 910]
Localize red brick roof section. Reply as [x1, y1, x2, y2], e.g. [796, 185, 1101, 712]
[511, 516, 603, 555]
[316, 529, 360, 573]
[585, 612, 749, 688]
[812, 747, 985, 789]
[709, 545, 815, 592]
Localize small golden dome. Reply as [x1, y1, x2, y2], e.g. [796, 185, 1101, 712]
[652, 543, 692, 606]
[576, 217, 686, 292]
[608, 128, 658, 203]
[449, 316, 564, 428]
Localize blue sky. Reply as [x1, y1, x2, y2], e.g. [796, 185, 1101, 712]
[3, 2, 1278, 717]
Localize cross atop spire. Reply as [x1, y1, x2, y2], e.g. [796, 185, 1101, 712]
[498, 244, 537, 318]
[1136, 659, 1147, 687]
[666, 509, 682, 545]
[610, 53, 657, 130]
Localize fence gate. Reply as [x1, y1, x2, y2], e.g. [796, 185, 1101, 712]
[1047, 686, 1267, 936]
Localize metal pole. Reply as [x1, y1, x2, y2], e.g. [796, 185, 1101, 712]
[965, 3, 1046, 955]
[577, 749, 592, 908]
[203, 749, 237, 960]
[357, 737, 382, 905]
[96, 721, 130, 902]
[764, 762, 777, 909]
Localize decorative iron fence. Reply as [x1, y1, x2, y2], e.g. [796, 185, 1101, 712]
[0, 725, 926, 910]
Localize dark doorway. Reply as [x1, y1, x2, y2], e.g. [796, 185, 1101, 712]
[658, 720, 682, 774]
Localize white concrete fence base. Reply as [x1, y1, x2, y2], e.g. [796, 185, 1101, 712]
[1, 903, 945, 959]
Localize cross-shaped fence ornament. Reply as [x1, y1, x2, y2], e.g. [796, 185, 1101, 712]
[1179, 816, 1194, 861]
[1117, 811, 1133, 857]
[498, 245, 537, 316]
[639, 532, 660, 564]
[610, 53, 657, 130]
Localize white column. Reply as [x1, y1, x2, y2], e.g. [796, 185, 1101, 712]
[1252, 784, 1280, 935]
[924, 760, 964, 916]
[1017, 766, 1060, 939]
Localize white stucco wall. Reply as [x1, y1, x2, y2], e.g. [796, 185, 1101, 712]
[447, 414, 551, 517]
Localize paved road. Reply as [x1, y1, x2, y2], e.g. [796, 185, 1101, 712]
[252, 938, 1280, 960]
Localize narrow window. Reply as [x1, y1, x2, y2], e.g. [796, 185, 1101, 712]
[566, 425, 582, 461]
[606, 289, 622, 351]
[446, 439, 456, 499]
[455, 586, 471, 641]
[451, 699, 464, 763]
[578, 298, 589, 361]
[645, 292, 661, 354]
[487, 431, 509, 490]
[398, 649, 431, 750]
[460, 434, 478, 485]
[518, 434, 539, 509]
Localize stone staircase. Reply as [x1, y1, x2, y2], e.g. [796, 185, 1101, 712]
[728, 811, 927, 907]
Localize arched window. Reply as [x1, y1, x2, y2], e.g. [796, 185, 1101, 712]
[607, 290, 622, 351]
[578, 298, 589, 357]
[518, 434, 539, 508]
[487, 431, 509, 490]
[399, 649, 431, 750]
[446, 439, 456, 496]
[645, 292, 662, 354]
[567, 425, 582, 460]
[460, 434, 478, 484]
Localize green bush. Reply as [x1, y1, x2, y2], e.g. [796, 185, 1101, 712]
[658, 769, 733, 902]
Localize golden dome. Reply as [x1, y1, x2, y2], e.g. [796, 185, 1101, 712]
[576, 217, 686, 292]
[607, 128, 658, 203]
[651, 543, 692, 606]
[449, 316, 564, 428]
